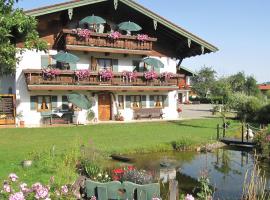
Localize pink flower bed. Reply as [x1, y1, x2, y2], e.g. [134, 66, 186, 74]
[122, 71, 137, 81]
[99, 69, 114, 81]
[144, 70, 158, 80]
[42, 69, 61, 79]
[137, 34, 149, 41]
[160, 72, 174, 80]
[75, 69, 91, 80]
[77, 29, 91, 39]
[108, 31, 122, 40]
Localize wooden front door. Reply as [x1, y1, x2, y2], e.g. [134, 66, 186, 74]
[98, 93, 111, 121]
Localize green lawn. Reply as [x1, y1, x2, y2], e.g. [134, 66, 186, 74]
[0, 118, 233, 183]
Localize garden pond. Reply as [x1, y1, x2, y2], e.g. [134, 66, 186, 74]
[111, 146, 270, 200]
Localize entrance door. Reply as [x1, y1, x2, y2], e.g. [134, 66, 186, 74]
[98, 93, 111, 121]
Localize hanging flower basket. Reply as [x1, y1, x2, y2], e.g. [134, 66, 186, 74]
[99, 69, 114, 81]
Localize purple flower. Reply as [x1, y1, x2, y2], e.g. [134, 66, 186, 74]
[34, 186, 50, 199]
[42, 69, 61, 79]
[185, 194, 195, 200]
[61, 185, 68, 195]
[9, 192, 25, 200]
[9, 173, 18, 182]
[122, 71, 137, 81]
[3, 183, 11, 193]
[19, 183, 29, 193]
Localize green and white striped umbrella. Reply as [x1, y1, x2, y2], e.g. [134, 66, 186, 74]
[52, 52, 79, 64]
[118, 21, 142, 32]
[79, 15, 106, 25]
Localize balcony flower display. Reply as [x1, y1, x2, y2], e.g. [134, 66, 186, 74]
[42, 68, 61, 79]
[122, 71, 137, 82]
[144, 70, 158, 80]
[77, 28, 91, 39]
[75, 69, 91, 81]
[108, 31, 122, 40]
[137, 34, 149, 41]
[99, 69, 114, 81]
[160, 72, 174, 81]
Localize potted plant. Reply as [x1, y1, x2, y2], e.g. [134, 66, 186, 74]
[16, 111, 24, 127]
[115, 112, 124, 121]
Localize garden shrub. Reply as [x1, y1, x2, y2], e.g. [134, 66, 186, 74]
[171, 138, 193, 151]
[255, 104, 270, 124]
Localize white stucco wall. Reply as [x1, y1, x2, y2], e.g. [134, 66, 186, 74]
[15, 50, 180, 126]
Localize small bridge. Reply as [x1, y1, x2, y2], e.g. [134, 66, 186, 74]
[217, 123, 262, 148]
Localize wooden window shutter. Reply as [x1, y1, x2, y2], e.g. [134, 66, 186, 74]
[150, 95, 155, 107]
[141, 95, 146, 108]
[125, 95, 131, 108]
[163, 95, 169, 107]
[112, 59, 118, 72]
[91, 56, 97, 71]
[51, 96, 58, 110]
[30, 96, 37, 110]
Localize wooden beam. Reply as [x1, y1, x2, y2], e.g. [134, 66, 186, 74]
[27, 85, 178, 91]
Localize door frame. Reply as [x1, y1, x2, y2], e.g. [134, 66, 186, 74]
[98, 93, 112, 121]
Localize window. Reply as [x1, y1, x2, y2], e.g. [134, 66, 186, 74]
[125, 95, 146, 109]
[97, 58, 118, 71]
[30, 96, 58, 112]
[150, 95, 169, 108]
[132, 60, 141, 72]
[41, 55, 56, 68]
[37, 96, 51, 112]
[118, 95, 124, 109]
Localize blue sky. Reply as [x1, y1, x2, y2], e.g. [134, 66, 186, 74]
[17, 0, 270, 83]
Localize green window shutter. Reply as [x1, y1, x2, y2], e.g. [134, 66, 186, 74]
[126, 95, 131, 108]
[69, 63, 77, 70]
[30, 96, 37, 110]
[112, 59, 118, 72]
[141, 95, 146, 108]
[41, 55, 49, 68]
[163, 95, 169, 107]
[150, 95, 155, 107]
[62, 96, 69, 110]
[51, 96, 58, 110]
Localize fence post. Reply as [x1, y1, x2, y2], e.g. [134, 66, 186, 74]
[246, 124, 249, 141]
[217, 124, 220, 140]
[169, 180, 179, 200]
[241, 124, 244, 143]
[223, 123, 226, 138]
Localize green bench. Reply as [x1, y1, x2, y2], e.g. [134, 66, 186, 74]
[85, 180, 160, 200]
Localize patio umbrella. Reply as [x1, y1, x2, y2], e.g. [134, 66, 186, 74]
[142, 57, 164, 69]
[79, 15, 106, 25]
[67, 93, 92, 110]
[118, 21, 142, 32]
[52, 52, 79, 64]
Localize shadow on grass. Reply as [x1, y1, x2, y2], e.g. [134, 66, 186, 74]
[168, 120, 217, 129]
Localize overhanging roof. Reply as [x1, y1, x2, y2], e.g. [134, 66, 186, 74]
[179, 66, 197, 76]
[25, 0, 218, 53]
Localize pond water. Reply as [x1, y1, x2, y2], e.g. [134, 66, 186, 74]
[114, 147, 270, 200]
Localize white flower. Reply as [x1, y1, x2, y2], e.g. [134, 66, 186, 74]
[98, 173, 102, 177]
[9, 173, 18, 182]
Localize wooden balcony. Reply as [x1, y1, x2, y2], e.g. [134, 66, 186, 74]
[62, 29, 157, 55]
[23, 69, 184, 91]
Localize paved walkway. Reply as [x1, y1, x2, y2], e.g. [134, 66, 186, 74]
[181, 104, 214, 119]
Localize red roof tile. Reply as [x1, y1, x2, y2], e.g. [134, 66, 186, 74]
[258, 84, 270, 90]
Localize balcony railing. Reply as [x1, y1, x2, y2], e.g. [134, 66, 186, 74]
[63, 29, 157, 51]
[23, 69, 184, 91]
